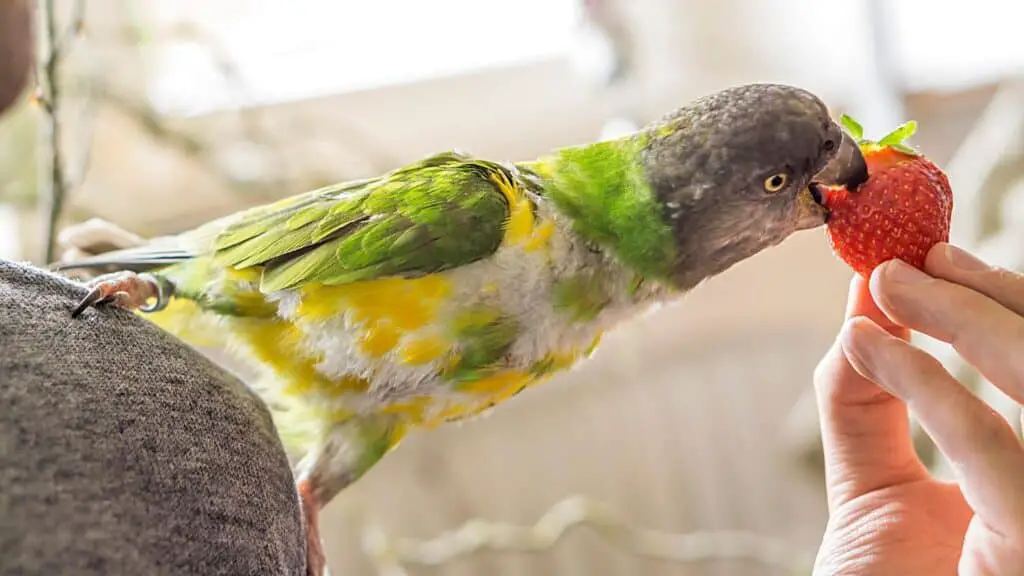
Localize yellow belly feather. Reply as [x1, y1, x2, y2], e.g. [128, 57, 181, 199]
[145, 273, 598, 433]
[137, 180, 591, 438]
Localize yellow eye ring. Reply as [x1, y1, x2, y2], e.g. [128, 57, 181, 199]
[764, 173, 788, 193]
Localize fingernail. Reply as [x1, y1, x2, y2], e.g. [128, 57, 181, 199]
[840, 318, 882, 384]
[884, 259, 930, 284]
[944, 244, 990, 272]
[841, 318, 900, 394]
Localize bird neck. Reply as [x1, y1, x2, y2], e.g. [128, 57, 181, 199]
[517, 134, 678, 286]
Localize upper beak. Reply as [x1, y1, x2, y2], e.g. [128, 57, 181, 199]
[812, 129, 869, 191]
[793, 127, 870, 231]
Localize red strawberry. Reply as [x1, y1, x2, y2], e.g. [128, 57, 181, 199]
[820, 115, 953, 278]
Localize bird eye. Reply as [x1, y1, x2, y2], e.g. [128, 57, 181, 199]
[823, 139, 836, 151]
[763, 173, 788, 193]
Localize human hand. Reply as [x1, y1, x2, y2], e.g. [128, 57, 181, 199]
[812, 242, 1024, 575]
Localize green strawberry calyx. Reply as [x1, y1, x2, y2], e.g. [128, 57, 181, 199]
[840, 113, 919, 156]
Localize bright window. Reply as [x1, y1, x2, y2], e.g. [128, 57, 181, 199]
[145, 0, 581, 117]
[887, 0, 1024, 90]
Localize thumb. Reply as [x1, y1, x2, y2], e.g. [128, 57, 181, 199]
[813, 274, 928, 510]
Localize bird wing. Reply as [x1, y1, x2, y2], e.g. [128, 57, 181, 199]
[209, 151, 525, 292]
[51, 152, 525, 293]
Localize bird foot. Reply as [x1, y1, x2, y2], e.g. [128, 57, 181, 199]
[299, 480, 328, 576]
[71, 271, 170, 318]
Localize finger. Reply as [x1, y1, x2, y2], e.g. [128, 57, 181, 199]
[814, 276, 926, 510]
[842, 317, 1024, 535]
[869, 257, 1024, 406]
[926, 243, 1024, 317]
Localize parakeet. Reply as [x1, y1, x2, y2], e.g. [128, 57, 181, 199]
[52, 83, 867, 576]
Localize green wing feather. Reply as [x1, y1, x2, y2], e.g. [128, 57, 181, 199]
[211, 151, 518, 292]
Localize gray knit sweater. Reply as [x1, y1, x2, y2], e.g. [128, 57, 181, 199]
[0, 259, 305, 575]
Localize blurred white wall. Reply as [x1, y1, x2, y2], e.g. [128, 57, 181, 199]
[48, 0, 1017, 243]
[0, 204, 19, 260]
[12, 1, 1023, 574]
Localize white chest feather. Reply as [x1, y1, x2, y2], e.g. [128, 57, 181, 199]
[226, 208, 670, 420]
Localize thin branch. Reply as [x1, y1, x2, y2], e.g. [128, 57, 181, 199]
[56, 0, 86, 56]
[89, 82, 284, 202]
[361, 496, 814, 575]
[36, 0, 87, 263]
[114, 20, 398, 177]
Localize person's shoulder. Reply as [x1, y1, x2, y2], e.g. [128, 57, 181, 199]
[0, 258, 305, 576]
[0, 257, 86, 306]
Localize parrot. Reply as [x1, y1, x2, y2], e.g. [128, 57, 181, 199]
[51, 83, 868, 576]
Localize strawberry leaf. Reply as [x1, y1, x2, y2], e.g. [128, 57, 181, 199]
[878, 120, 918, 148]
[890, 142, 919, 155]
[839, 114, 864, 141]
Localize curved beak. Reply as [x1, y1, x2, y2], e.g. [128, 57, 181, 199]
[813, 129, 869, 191]
[794, 127, 870, 231]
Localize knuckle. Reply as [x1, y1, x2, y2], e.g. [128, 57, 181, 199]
[882, 279, 967, 339]
[906, 345, 948, 381]
[941, 286, 994, 344]
[990, 266, 1024, 316]
[965, 402, 1019, 447]
[949, 283, 989, 315]
[990, 265, 1024, 285]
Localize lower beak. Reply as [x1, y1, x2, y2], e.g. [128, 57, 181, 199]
[794, 185, 829, 231]
[813, 128, 869, 191]
[793, 122, 869, 232]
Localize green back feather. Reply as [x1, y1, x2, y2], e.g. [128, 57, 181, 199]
[211, 152, 516, 292]
[67, 140, 675, 303]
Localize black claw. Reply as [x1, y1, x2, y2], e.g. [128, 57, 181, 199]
[71, 287, 113, 318]
[138, 297, 163, 313]
[138, 273, 172, 313]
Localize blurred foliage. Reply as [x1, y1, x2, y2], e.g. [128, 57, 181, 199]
[0, 0, 36, 207]
[0, 100, 39, 207]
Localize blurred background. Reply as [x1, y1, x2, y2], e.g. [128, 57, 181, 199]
[2, 1, 1023, 574]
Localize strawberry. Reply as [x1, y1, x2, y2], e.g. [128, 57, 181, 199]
[820, 115, 953, 278]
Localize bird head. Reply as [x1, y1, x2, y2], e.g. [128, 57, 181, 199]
[641, 83, 867, 290]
